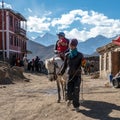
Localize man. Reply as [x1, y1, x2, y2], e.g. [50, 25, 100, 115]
[10, 54, 16, 67]
[34, 56, 40, 72]
[59, 39, 84, 112]
[54, 32, 69, 60]
[109, 72, 113, 83]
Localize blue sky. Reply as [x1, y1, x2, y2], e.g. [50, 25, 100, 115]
[0, 0, 120, 41]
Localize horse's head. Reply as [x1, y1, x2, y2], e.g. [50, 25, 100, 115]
[45, 57, 63, 81]
[45, 58, 57, 81]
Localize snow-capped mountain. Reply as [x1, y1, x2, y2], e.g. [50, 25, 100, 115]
[32, 33, 113, 55]
[27, 34, 114, 60]
[77, 35, 112, 54]
[34, 32, 57, 46]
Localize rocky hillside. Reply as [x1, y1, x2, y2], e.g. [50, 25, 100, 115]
[27, 34, 114, 60]
[27, 40, 55, 60]
[0, 61, 28, 84]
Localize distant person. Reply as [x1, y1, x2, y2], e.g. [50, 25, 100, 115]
[34, 56, 40, 72]
[27, 59, 34, 72]
[23, 54, 28, 70]
[54, 32, 69, 60]
[109, 72, 113, 83]
[23, 54, 27, 62]
[10, 55, 16, 67]
[31, 59, 35, 72]
[16, 57, 20, 66]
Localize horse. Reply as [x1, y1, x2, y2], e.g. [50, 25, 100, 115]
[45, 56, 67, 103]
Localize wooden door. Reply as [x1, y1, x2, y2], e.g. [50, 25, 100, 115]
[112, 51, 120, 76]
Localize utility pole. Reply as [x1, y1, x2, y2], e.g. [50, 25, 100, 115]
[2, 0, 5, 61]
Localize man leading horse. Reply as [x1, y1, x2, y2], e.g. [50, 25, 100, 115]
[58, 39, 84, 112]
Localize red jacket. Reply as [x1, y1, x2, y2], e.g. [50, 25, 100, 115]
[57, 38, 68, 52]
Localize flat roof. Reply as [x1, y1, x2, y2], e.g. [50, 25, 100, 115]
[96, 42, 118, 53]
[0, 8, 27, 21]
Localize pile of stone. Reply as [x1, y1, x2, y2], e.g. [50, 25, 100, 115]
[90, 71, 100, 79]
[0, 61, 26, 85]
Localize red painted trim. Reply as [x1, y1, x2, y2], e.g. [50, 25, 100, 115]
[112, 36, 120, 46]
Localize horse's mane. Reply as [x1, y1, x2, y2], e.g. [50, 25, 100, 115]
[48, 56, 61, 61]
[53, 56, 63, 67]
[45, 56, 63, 70]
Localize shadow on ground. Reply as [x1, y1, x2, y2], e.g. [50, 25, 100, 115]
[80, 100, 120, 120]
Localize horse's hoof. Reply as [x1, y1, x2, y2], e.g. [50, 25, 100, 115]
[57, 100, 60, 103]
[67, 100, 72, 107]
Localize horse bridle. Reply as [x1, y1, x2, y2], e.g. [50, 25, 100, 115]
[48, 62, 59, 80]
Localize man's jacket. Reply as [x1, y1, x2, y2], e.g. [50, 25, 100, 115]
[60, 52, 83, 76]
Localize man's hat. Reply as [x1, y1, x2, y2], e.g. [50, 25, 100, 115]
[69, 39, 78, 46]
[57, 32, 65, 37]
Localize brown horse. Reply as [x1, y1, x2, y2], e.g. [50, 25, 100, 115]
[45, 56, 67, 103]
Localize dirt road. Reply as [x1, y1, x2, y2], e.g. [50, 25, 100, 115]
[0, 72, 120, 120]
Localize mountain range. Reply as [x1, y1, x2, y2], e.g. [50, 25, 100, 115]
[27, 33, 114, 60]
[34, 33, 57, 46]
[27, 40, 54, 60]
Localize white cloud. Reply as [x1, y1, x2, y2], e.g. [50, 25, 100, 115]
[0, 2, 12, 9]
[66, 23, 120, 41]
[27, 16, 51, 33]
[27, 8, 32, 13]
[44, 11, 52, 16]
[51, 13, 75, 29]
[26, 9, 120, 41]
[1, 2, 120, 41]
[51, 10, 88, 30]
[65, 28, 91, 41]
[51, 9, 120, 41]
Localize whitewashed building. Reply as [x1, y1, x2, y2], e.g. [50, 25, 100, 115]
[97, 36, 120, 79]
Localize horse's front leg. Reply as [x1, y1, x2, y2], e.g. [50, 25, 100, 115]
[61, 81, 65, 100]
[56, 80, 61, 103]
[62, 80, 68, 101]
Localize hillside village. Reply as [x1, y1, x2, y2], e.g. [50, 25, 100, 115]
[0, 1, 120, 88]
[0, 3, 120, 120]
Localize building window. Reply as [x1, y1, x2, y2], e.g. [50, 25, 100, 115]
[18, 39, 20, 47]
[15, 19, 19, 32]
[22, 40, 24, 50]
[15, 37, 19, 46]
[9, 15, 13, 27]
[24, 42, 26, 50]
[10, 34, 13, 45]
[101, 54, 104, 70]
[23, 41, 26, 50]
[19, 39, 21, 47]
[106, 53, 109, 70]
[23, 41, 24, 50]
[14, 37, 18, 46]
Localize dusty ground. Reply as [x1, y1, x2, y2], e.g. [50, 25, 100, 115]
[0, 72, 120, 120]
